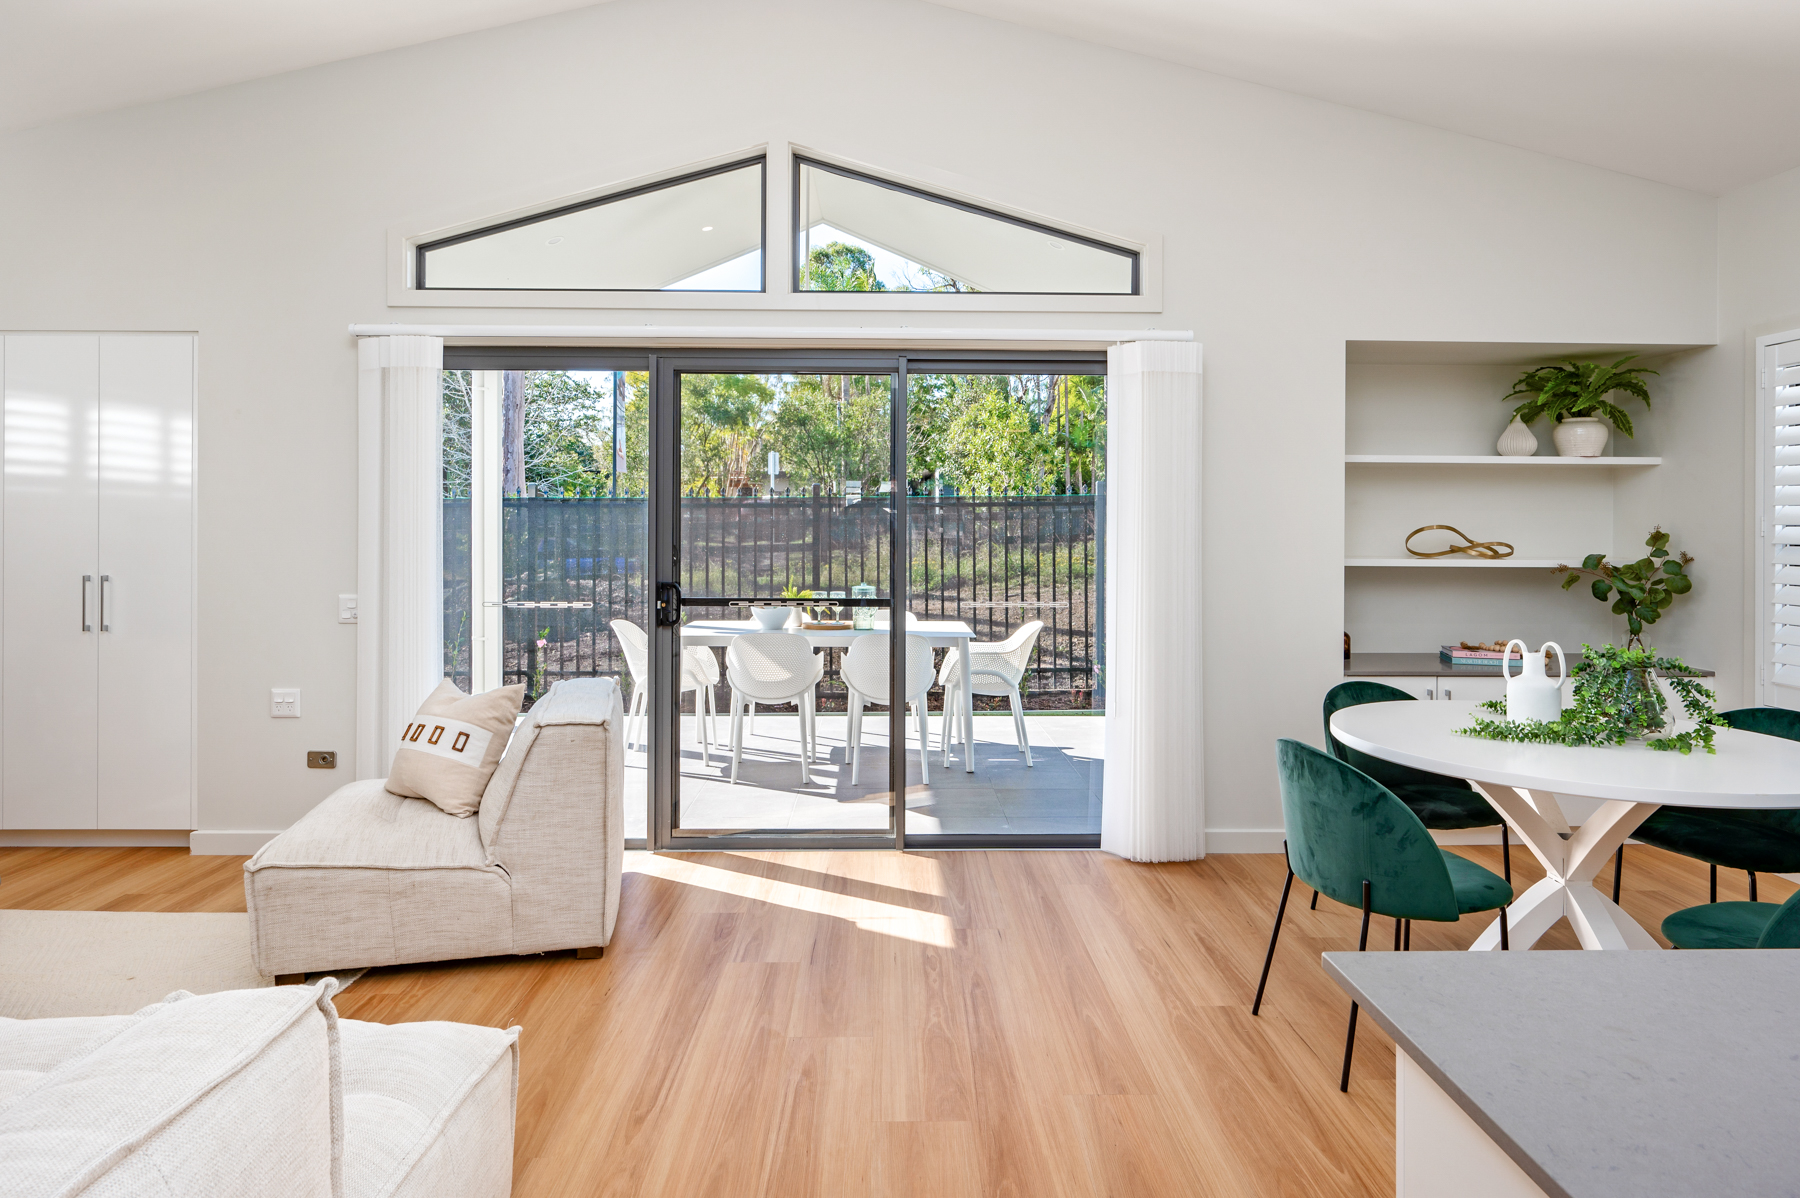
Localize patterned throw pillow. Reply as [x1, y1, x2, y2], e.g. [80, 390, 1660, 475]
[385, 680, 526, 816]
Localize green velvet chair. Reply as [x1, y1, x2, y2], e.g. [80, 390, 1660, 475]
[1323, 682, 1510, 898]
[1252, 739, 1514, 1092]
[1616, 707, 1800, 905]
[1662, 886, 1800, 949]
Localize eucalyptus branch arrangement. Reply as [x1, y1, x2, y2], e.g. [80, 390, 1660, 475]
[1505, 355, 1658, 435]
[1553, 527, 1693, 650]
[1460, 643, 1724, 755]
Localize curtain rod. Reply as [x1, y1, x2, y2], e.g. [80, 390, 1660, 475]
[348, 323, 1192, 343]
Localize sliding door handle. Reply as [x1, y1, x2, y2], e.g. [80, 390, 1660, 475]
[99, 574, 110, 632]
[81, 575, 92, 632]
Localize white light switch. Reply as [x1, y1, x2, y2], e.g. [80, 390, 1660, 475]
[338, 594, 358, 624]
[271, 688, 300, 718]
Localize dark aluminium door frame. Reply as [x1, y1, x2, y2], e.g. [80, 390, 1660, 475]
[444, 345, 1107, 852]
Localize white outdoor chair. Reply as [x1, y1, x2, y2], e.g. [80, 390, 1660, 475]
[610, 619, 721, 765]
[938, 620, 1044, 767]
[724, 632, 824, 785]
[841, 633, 937, 785]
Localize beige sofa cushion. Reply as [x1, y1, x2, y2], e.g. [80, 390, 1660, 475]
[340, 1018, 520, 1198]
[244, 780, 514, 976]
[477, 677, 624, 954]
[0, 1013, 142, 1107]
[0, 984, 341, 1198]
[386, 681, 524, 817]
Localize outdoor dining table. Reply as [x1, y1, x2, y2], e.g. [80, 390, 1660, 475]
[680, 617, 980, 772]
[1329, 700, 1800, 951]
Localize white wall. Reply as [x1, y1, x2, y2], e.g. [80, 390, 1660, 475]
[0, 0, 1720, 846]
[1705, 165, 1800, 708]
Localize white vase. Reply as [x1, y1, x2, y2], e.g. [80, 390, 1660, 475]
[1496, 417, 1538, 457]
[1504, 640, 1566, 723]
[1552, 416, 1610, 458]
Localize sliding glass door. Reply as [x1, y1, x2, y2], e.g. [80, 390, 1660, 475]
[650, 360, 909, 847]
[442, 348, 1106, 850]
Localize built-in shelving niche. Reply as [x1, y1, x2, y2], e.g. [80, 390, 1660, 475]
[1343, 339, 1706, 656]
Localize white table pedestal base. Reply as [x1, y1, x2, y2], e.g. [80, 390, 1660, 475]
[1467, 784, 1663, 952]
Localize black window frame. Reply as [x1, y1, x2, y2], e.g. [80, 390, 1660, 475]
[416, 157, 768, 293]
[791, 156, 1139, 296]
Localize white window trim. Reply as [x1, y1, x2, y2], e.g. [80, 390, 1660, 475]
[1757, 328, 1800, 707]
[387, 141, 1163, 314]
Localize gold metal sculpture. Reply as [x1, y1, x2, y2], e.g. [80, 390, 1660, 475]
[1404, 525, 1515, 560]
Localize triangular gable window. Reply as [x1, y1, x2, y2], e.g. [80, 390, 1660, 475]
[417, 159, 765, 292]
[794, 158, 1136, 295]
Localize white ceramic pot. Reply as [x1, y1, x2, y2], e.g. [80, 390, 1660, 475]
[751, 606, 791, 630]
[1496, 416, 1538, 457]
[1552, 416, 1610, 458]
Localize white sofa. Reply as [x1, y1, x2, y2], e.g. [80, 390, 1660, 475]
[246, 677, 625, 981]
[0, 980, 518, 1198]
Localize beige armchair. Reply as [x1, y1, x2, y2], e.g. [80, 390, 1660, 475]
[245, 677, 624, 981]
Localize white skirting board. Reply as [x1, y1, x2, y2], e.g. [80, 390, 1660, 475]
[188, 830, 280, 855]
[0, 829, 193, 848]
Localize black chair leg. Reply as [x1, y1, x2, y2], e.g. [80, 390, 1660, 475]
[1710, 864, 1717, 904]
[1341, 879, 1372, 1093]
[1502, 824, 1511, 883]
[1613, 844, 1624, 904]
[1750, 871, 1758, 902]
[1310, 888, 1319, 910]
[1403, 919, 1411, 951]
[1252, 853, 1296, 1016]
[1393, 916, 1402, 951]
[1500, 904, 1510, 951]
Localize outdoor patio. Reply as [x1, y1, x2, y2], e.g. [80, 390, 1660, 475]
[620, 711, 1103, 838]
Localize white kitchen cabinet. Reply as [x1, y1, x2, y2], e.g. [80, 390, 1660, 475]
[2, 333, 194, 829]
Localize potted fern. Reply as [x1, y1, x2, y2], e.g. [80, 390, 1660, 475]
[1505, 355, 1658, 457]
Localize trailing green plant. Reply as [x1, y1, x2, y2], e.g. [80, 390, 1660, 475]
[1505, 354, 1658, 436]
[1553, 527, 1692, 650]
[1460, 642, 1724, 755]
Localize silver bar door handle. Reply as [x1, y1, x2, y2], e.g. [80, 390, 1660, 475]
[81, 575, 92, 632]
[99, 574, 110, 632]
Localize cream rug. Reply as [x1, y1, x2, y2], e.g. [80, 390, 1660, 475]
[0, 910, 359, 1019]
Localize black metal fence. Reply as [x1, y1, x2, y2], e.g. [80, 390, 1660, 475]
[444, 493, 1104, 707]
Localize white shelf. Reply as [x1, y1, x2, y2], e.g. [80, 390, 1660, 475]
[1344, 455, 1660, 466]
[1346, 557, 1567, 569]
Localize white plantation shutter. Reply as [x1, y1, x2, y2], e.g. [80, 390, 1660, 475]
[1765, 334, 1800, 704]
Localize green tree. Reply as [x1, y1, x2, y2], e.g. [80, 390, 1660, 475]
[763, 374, 890, 492]
[802, 242, 886, 292]
[942, 385, 1055, 494]
[681, 373, 773, 495]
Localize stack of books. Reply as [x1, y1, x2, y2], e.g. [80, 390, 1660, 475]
[1440, 644, 1519, 665]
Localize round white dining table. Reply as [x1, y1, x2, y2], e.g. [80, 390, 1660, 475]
[1329, 700, 1800, 951]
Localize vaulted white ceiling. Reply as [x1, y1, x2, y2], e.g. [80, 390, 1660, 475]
[0, 0, 600, 135]
[926, 0, 1800, 194]
[2, 0, 1796, 194]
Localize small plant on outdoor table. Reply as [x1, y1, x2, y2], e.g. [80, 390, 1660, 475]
[780, 584, 818, 620]
[1553, 527, 1693, 650]
[1505, 354, 1658, 435]
[1460, 642, 1724, 755]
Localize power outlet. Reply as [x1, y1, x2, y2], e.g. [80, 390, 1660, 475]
[338, 594, 358, 624]
[271, 688, 300, 718]
[307, 750, 337, 769]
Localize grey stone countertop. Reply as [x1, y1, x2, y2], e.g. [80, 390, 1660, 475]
[1344, 652, 1713, 678]
[1323, 950, 1800, 1198]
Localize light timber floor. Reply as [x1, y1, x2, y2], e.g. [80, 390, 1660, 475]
[0, 843, 1782, 1197]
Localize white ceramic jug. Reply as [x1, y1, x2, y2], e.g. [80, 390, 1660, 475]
[1504, 639, 1566, 723]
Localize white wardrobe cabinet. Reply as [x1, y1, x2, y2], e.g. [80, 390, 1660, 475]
[2, 333, 195, 830]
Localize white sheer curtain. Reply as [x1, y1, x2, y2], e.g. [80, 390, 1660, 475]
[355, 335, 444, 778]
[1102, 340, 1204, 861]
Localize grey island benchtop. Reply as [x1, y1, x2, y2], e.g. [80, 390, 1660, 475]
[1345, 652, 1713, 679]
[1324, 950, 1800, 1198]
